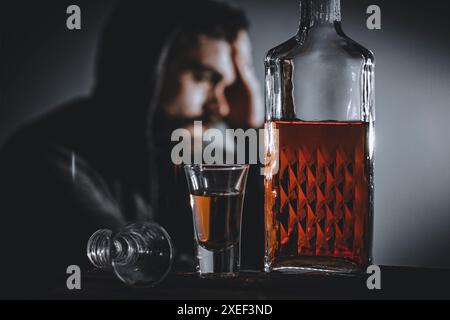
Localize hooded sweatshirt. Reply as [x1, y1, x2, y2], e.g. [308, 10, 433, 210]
[0, 0, 264, 296]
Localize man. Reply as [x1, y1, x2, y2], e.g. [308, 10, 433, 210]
[0, 0, 263, 295]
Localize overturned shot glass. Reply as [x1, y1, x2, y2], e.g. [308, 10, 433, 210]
[87, 222, 174, 287]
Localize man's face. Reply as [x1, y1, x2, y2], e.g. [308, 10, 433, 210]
[161, 35, 236, 133]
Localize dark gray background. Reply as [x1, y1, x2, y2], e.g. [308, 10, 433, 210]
[1, 0, 449, 268]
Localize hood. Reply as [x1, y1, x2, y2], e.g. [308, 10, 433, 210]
[88, 0, 248, 211]
[90, 0, 221, 210]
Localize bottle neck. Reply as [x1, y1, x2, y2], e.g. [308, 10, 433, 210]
[298, 0, 341, 29]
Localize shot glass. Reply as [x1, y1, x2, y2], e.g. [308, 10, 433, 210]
[184, 164, 249, 278]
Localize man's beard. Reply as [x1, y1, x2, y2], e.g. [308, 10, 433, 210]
[163, 109, 223, 131]
[155, 112, 235, 163]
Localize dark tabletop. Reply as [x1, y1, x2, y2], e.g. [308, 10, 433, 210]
[52, 266, 450, 300]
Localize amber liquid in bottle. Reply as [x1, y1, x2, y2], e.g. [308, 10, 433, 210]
[265, 120, 371, 272]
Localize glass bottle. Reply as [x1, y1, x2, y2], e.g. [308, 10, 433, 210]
[87, 222, 174, 287]
[264, 0, 374, 273]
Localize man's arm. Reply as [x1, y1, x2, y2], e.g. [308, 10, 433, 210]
[226, 30, 264, 129]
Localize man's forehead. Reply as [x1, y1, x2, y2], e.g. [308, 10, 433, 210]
[188, 35, 236, 84]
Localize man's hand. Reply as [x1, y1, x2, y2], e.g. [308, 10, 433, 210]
[225, 31, 264, 128]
